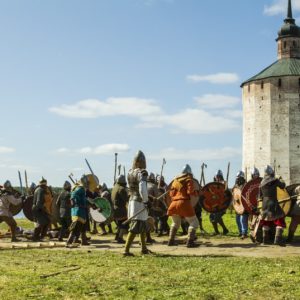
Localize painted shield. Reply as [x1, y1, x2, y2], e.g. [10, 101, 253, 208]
[89, 197, 112, 223]
[23, 195, 34, 221]
[86, 174, 99, 193]
[257, 188, 292, 216]
[232, 187, 244, 215]
[241, 177, 262, 213]
[200, 182, 231, 213]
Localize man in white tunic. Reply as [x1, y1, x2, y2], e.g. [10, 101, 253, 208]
[124, 150, 150, 256]
[0, 181, 23, 242]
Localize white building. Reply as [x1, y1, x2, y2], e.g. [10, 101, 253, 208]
[241, 0, 300, 184]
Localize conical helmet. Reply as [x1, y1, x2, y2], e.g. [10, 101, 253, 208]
[182, 164, 192, 175]
[132, 150, 146, 169]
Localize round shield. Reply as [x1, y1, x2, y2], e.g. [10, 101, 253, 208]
[86, 174, 99, 193]
[89, 197, 112, 223]
[277, 187, 292, 216]
[232, 187, 244, 215]
[200, 182, 231, 213]
[9, 201, 23, 216]
[241, 177, 262, 213]
[23, 195, 34, 221]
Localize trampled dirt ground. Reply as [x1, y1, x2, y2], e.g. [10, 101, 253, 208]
[0, 233, 299, 258]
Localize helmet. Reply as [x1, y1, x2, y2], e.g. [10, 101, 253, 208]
[132, 150, 146, 169]
[148, 172, 156, 183]
[251, 167, 260, 178]
[264, 165, 274, 176]
[116, 175, 126, 185]
[101, 183, 108, 191]
[63, 181, 71, 190]
[80, 175, 89, 188]
[295, 186, 300, 195]
[3, 180, 12, 189]
[236, 171, 245, 178]
[216, 170, 223, 177]
[39, 177, 47, 186]
[182, 164, 192, 175]
[30, 182, 36, 190]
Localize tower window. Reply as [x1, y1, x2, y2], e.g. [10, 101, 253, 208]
[278, 78, 282, 88]
[261, 81, 264, 89]
[298, 78, 300, 87]
[293, 40, 296, 47]
[284, 41, 287, 48]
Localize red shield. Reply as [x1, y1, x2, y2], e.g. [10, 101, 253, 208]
[200, 182, 231, 213]
[241, 177, 262, 213]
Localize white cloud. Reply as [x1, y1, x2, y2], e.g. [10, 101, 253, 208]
[223, 110, 243, 119]
[140, 108, 240, 134]
[149, 147, 242, 161]
[264, 0, 300, 16]
[55, 144, 130, 156]
[51, 94, 241, 134]
[0, 146, 15, 154]
[49, 98, 162, 119]
[195, 94, 240, 109]
[187, 73, 239, 84]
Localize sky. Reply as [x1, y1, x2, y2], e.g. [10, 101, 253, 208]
[0, 0, 298, 188]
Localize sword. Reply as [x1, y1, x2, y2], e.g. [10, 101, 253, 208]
[85, 158, 99, 185]
[18, 170, 24, 196]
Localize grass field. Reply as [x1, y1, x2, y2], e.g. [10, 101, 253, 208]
[1, 213, 300, 299]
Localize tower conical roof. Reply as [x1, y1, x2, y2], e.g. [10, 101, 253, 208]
[277, 0, 300, 40]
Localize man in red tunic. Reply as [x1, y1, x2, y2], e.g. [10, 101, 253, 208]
[167, 164, 199, 248]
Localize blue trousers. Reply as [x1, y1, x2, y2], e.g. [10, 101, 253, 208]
[236, 214, 249, 235]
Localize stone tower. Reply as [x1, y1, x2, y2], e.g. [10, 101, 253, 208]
[241, 0, 300, 184]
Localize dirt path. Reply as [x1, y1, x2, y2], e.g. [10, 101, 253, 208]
[0, 234, 299, 258]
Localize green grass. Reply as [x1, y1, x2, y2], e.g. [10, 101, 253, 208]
[1, 214, 300, 299]
[0, 249, 300, 300]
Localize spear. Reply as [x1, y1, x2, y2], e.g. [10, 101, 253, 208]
[24, 170, 29, 195]
[158, 158, 166, 188]
[225, 162, 230, 190]
[18, 170, 24, 195]
[114, 153, 118, 183]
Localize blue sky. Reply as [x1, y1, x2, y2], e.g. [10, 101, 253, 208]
[0, 0, 297, 187]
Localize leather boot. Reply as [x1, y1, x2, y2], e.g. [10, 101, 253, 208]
[274, 227, 285, 247]
[81, 231, 90, 246]
[146, 231, 155, 243]
[286, 230, 294, 243]
[123, 232, 136, 256]
[117, 229, 126, 244]
[262, 228, 271, 245]
[186, 228, 198, 248]
[212, 223, 219, 235]
[168, 226, 178, 246]
[32, 226, 42, 242]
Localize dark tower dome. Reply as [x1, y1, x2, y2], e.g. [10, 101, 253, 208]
[277, 0, 300, 40]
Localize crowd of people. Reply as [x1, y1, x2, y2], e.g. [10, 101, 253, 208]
[0, 150, 299, 255]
